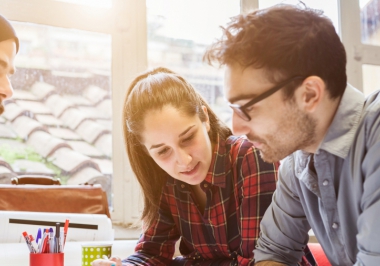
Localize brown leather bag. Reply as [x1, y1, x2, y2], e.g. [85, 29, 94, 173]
[0, 175, 111, 218]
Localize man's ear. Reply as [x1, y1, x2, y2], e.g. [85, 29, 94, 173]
[201, 105, 211, 132]
[297, 76, 325, 113]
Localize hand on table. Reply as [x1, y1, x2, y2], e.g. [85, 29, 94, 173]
[91, 255, 122, 266]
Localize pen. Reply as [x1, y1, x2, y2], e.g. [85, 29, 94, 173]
[63, 219, 69, 250]
[49, 228, 55, 253]
[29, 234, 38, 252]
[55, 222, 61, 253]
[36, 228, 41, 245]
[22, 231, 37, 253]
[40, 230, 49, 253]
[36, 228, 42, 252]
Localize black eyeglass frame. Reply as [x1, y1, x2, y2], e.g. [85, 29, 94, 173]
[228, 75, 305, 121]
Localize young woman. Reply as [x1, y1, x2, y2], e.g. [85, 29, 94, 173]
[92, 67, 279, 266]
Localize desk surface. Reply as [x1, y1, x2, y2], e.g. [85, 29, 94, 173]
[0, 240, 136, 266]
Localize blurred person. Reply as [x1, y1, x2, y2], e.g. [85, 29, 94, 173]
[0, 13, 18, 115]
[92, 67, 282, 265]
[205, 3, 380, 266]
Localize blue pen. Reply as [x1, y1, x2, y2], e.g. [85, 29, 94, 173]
[36, 228, 42, 244]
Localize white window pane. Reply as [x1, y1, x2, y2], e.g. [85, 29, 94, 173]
[361, 0, 380, 45]
[2, 22, 113, 202]
[258, 0, 339, 34]
[147, 0, 240, 127]
[362, 64, 380, 96]
[54, 0, 112, 8]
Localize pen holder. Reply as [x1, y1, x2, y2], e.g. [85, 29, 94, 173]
[30, 252, 64, 266]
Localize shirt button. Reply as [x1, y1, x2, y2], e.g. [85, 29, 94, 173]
[323, 180, 329, 186]
[332, 223, 339, 229]
[203, 183, 208, 188]
[215, 249, 218, 251]
[181, 184, 185, 188]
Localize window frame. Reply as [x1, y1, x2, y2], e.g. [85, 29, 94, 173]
[0, 0, 264, 225]
[0, 0, 147, 225]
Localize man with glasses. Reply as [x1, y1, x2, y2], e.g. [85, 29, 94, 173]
[0, 13, 18, 115]
[205, 3, 380, 266]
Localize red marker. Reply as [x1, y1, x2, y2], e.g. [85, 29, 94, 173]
[22, 231, 37, 253]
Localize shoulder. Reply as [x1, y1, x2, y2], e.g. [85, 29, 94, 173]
[357, 91, 380, 144]
[224, 135, 255, 156]
[224, 135, 279, 175]
[362, 91, 380, 127]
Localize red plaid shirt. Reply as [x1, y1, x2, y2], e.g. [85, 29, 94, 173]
[123, 135, 280, 265]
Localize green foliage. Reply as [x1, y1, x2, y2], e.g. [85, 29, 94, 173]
[0, 143, 68, 182]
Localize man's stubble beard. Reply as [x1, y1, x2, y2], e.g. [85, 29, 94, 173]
[257, 105, 317, 163]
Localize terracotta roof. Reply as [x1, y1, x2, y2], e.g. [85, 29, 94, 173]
[0, 81, 113, 192]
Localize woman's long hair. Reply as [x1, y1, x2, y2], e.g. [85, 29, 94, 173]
[123, 67, 231, 227]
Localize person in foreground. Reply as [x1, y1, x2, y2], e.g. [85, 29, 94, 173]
[92, 67, 280, 265]
[0, 13, 18, 115]
[204, 3, 380, 266]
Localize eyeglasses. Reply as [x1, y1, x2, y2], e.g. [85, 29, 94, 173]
[228, 76, 305, 121]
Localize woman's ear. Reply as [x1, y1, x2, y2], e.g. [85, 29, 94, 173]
[201, 105, 211, 132]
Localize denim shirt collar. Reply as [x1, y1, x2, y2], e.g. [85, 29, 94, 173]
[317, 84, 365, 158]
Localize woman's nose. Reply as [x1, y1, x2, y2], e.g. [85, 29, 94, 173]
[176, 148, 192, 166]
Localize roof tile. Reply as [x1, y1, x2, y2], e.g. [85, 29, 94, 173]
[30, 82, 57, 100]
[13, 90, 38, 101]
[67, 167, 111, 192]
[15, 100, 52, 115]
[35, 114, 64, 127]
[66, 140, 104, 158]
[12, 159, 55, 175]
[48, 127, 82, 141]
[45, 94, 75, 118]
[11, 116, 48, 139]
[2, 102, 30, 122]
[0, 123, 17, 139]
[76, 120, 110, 144]
[27, 130, 71, 157]
[63, 95, 92, 106]
[48, 147, 100, 174]
[96, 99, 112, 117]
[83, 85, 109, 105]
[77, 106, 110, 120]
[60, 108, 88, 130]
[91, 158, 113, 175]
[94, 133, 112, 157]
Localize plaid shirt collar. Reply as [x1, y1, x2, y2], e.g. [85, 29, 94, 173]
[166, 134, 231, 192]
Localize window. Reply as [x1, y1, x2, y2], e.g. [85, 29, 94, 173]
[0, 0, 147, 225]
[147, 0, 240, 127]
[2, 22, 113, 199]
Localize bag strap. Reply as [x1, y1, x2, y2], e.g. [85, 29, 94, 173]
[11, 175, 61, 185]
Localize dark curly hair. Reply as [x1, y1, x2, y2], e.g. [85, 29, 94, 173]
[204, 4, 347, 99]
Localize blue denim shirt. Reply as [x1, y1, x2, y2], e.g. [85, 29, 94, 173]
[254, 84, 380, 266]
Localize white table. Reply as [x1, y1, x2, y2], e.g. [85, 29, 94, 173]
[0, 240, 137, 266]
